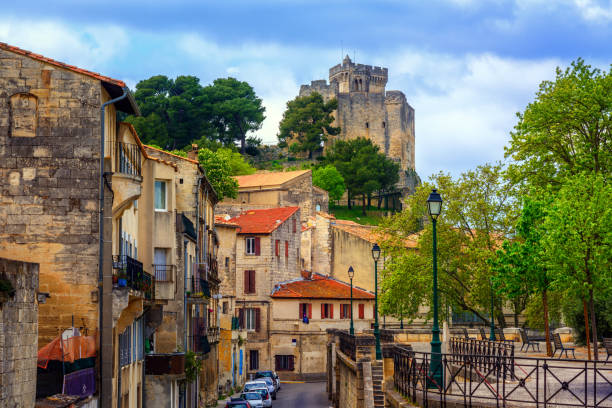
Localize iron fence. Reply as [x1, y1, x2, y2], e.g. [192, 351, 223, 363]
[112, 255, 154, 300]
[392, 345, 612, 407]
[112, 141, 142, 178]
[449, 337, 515, 380]
[153, 264, 173, 282]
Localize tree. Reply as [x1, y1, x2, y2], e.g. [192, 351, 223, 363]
[204, 78, 265, 154]
[214, 147, 256, 176]
[278, 93, 339, 159]
[197, 149, 239, 200]
[505, 59, 612, 190]
[312, 165, 345, 202]
[324, 138, 399, 214]
[541, 173, 612, 360]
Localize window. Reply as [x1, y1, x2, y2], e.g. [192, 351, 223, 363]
[154, 248, 169, 281]
[316, 204, 321, 212]
[154, 180, 167, 211]
[275, 355, 295, 371]
[223, 301, 229, 314]
[365, 122, 369, 129]
[321, 303, 334, 319]
[359, 304, 365, 319]
[249, 350, 259, 370]
[225, 257, 230, 267]
[285, 241, 289, 258]
[275, 240, 280, 257]
[244, 270, 256, 294]
[299, 303, 312, 319]
[340, 304, 351, 319]
[245, 237, 260, 255]
[382, 121, 386, 129]
[239, 308, 260, 332]
[292, 218, 296, 233]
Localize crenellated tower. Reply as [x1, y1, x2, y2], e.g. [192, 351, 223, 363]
[299, 56, 416, 194]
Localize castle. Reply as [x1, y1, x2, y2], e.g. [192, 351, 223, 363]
[299, 55, 416, 193]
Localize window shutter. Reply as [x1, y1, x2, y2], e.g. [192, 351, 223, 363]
[275, 355, 281, 370]
[255, 237, 261, 256]
[285, 241, 288, 258]
[330, 304, 334, 319]
[250, 270, 256, 294]
[289, 355, 295, 371]
[293, 218, 296, 233]
[298, 303, 303, 319]
[238, 308, 244, 329]
[255, 308, 261, 332]
[244, 270, 250, 294]
[359, 304, 365, 319]
[340, 305, 344, 319]
[308, 304, 312, 319]
[321, 304, 325, 319]
[275, 240, 280, 257]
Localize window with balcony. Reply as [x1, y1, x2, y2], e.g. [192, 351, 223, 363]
[154, 248, 171, 282]
[154, 180, 167, 211]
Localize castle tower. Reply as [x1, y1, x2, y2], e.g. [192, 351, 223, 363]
[299, 57, 416, 193]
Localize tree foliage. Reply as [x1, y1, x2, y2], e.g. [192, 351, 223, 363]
[197, 148, 239, 200]
[312, 165, 345, 202]
[277, 93, 339, 159]
[324, 138, 399, 214]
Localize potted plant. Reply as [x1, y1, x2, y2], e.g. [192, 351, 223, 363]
[118, 272, 127, 287]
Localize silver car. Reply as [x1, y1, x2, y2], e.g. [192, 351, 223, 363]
[245, 380, 275, 400]
[240, 391, 264, 408]
[249, 387, 272, 408]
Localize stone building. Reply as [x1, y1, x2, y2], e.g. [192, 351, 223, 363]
[0, 257, 39, 408]
[299, 56, 417, 193]
[217, 169, 328, 222]
[216, 207, 302, 377]
[269, 272, 375, 381]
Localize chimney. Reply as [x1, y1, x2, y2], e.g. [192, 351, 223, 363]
[300, 270, 312, 280]
[187, 144, 198, 161]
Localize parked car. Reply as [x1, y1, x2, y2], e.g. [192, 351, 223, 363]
[255, 370, 281, 392]
[225, 398, 252, 408]
[239, 392, 264, 408]
[244, 379, 276, 400]
[249, 387, 272, 408]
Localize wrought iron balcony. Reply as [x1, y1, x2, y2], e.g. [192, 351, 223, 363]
[112, 255, 154, 300]
[113, 141, 142, 178]
[153, 264, 174, 282]
[207, 326, 220, 344]
[186, 266, 211, 298]
[190, 317, 211, 354]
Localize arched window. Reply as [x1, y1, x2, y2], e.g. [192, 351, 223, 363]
[359, 79, 363, 91]
[354, 79, 359, 91]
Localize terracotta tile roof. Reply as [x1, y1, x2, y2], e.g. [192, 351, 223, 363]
[228, 207, 299, 234]
[144, 145, 199, 164]
[271, 273, 374, 300]
[234, 170, 310, 189]
[332, 219, 419, 248]
[215, 214, 239, 227]
[0, 42, 126, 87]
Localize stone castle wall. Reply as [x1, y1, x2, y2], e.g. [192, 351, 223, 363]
[0, 49, 103, 346]
[299, 56, 415, 189]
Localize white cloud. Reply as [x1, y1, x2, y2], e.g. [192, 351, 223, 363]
[573, 0, 612, 21]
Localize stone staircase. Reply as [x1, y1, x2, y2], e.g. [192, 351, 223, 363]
[371, 360, 385, 407]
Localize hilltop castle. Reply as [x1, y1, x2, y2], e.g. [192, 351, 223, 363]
[299, 55, 416, 193]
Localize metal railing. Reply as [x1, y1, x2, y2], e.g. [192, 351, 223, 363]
[207, 326, 220, 344]
[449, 337, 515, 379]
[153, 264, 174, 282]
[112, 255, 154, 300]
[190, 317, 211, 354]
[112, 141, 142, 178]
[186, 267, 210, 298]
[392, 345, 612, 407]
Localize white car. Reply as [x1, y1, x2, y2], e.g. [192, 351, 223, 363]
[249, 387, 272, 408]
[244, 380, 275, 399]
[239, 391, 264, 408]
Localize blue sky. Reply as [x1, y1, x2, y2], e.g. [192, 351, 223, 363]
[1, 0, 610, 178]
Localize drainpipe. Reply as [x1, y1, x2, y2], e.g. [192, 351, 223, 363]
[98, 88, 129, 408]
[184, 239, 188, 350]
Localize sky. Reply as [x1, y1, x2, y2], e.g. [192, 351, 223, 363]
[1, 0, 610, 179]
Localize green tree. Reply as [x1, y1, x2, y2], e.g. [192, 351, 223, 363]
[312, 165, 345, 202]
[324, 138, 399, 214]
[214, 147, 256, 176]
[204, 78, 266, 154]
[542, 173, 612, 360]
[506, 59, 612, 190]
[197, 148, 239, 200]
[278, 93, 339, 159]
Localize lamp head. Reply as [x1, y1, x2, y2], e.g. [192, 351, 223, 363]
[427, 189, 443, 220]
[371, 243, 381, 261]
[348, 266, 354, 280]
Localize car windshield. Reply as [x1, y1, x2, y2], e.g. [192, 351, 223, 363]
[261, 378, 272, 385]
[254, 389, 268, 397]
[256, 371, 273, 378]
[241, 392, 261, 400]
[245, 382, 266, 390]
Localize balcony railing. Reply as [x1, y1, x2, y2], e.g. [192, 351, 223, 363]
[153, 264, 174, 282]
[145, 353, 185, 376]
[207, 254, 218, 278]
[112, 255, 154, 300]
[207, 326, 220, 344]
[112, 141, 142, 178]
[186, 266, 211, 298]
[190, 317, 211, 354]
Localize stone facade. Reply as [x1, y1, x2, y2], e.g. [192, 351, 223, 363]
[0, 258, 39, 408]
[299, 56, 416, 192]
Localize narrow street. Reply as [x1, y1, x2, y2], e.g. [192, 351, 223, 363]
[217, 381, 330, 408]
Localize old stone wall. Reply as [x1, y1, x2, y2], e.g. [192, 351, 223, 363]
[0, 258, 39, 408]
[0, 49, 103, 346]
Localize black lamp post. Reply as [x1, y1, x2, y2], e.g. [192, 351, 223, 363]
[372, 243, 382, 360]
[348, 266, 355, 335]
[489, 278, 495, 341]
[427, 189, 443, 388]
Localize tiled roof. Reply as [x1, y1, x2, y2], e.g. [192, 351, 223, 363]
[271, 273, 374, 300]
[144, 145, 199, 164]
[234, 170, 310, 189]
[333, 219, 419, 249]
[215, 214, 239, 227]
[0, 42, 126, 87]
[228, 207, 299, 234]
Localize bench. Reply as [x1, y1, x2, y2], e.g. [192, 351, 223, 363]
[520, 329, 540, 352]
[604, 338, 612, 362]
[552, 332, 575, 359]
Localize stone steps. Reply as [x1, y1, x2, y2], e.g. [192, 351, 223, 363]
[371, 361, 385, 408]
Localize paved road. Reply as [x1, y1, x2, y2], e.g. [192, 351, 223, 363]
[217, 381, 329, 408]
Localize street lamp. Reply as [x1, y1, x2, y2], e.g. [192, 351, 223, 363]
[348, 266, 355, 335]
[372, 243, 382, 360]
[489, 278, 495, 341]
[427, 189, 443, 388]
